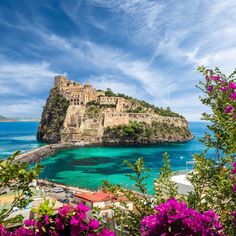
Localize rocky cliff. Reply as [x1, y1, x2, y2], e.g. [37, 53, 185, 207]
[37, 88, 69, 143]
[37, 76, 193, 144]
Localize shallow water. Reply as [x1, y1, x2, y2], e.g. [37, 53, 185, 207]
[0, 121, 210, 193]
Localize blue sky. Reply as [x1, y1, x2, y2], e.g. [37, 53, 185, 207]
[0, 0, 236, 120]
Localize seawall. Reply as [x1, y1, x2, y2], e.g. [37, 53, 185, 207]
[14, 142, 87, 163]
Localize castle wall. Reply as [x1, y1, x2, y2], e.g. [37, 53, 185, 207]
[103, 113, 188, 129]
[103, 113, 129, 128]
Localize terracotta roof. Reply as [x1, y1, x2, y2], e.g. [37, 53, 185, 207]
[74, 191, 127, 203]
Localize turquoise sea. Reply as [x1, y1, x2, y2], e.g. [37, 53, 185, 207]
[0, 122, 210, 192]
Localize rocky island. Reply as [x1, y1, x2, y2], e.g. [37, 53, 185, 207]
[37, 76, 193, 144]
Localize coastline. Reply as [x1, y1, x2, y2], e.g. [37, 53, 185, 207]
[14, 137, 194, 164]
[14, 142, 89, 163]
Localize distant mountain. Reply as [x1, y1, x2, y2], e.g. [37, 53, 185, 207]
[0, 115, 16, 122]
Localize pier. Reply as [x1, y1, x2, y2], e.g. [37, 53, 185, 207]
[14, 142, 87, 163]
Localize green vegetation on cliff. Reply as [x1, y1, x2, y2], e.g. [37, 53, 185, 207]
[103, 121, 192, 143]
[37, 88, 70, 143]
[104, 89, 183, 117]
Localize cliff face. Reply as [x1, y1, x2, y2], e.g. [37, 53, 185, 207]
[37, 88, 69, 143]
[37, 76, 193, 144]
[103, 121, 192, 144]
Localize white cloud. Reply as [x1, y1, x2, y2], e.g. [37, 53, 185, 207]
[0, 99, 45, 117]
[0, 60, 56, 92]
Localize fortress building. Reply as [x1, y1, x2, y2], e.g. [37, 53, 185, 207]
[54, 75, 134, 112]
[37, 75, 192, 144]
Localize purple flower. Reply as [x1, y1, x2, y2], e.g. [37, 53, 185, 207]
[230, 92, 236, 100]
[141, 198, 224, 236]
[221, 80, 227, 85]
[44, 215, 50, 225]
[98, 228, 116, 236]
[58, 204, 71, 218]
[88, 219, 100, 230]
[55, 217, 65, 231]
[212, 75, 220, 81]
[224, 105, 234, 114]
[24, 219, 36, 227]
[207, 85, 214, 92]
[220, 86, 228, 92]
[229, 82, 236, 89]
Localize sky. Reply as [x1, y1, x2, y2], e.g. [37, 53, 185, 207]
[0, 0, 236, 121]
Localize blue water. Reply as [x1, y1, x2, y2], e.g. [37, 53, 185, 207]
[0, 121, 209, 192]
[0, 122, 43, 159]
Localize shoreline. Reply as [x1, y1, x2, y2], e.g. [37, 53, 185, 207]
[14, 137, 194, 163]
[37, 178, 93, 194]
[14, 142, 89, 163]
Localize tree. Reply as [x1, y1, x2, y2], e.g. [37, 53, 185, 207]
[0, 152, 42, 226]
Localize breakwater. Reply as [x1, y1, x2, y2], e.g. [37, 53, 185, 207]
[14, 142, 88, 163]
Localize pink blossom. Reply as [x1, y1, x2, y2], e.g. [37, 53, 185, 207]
[234, 114, 236, 119]
[207, 85, 214, 92]
[212, 75, 220, 81]
[220, 86, 228, 92]
[230, 92, 236, 100]
[221, 80, 227, 85]
[224, 105, 234, 114]
[88, 219, 100, 230]
[229, 82, 236, 89]
[44, 215, 50, 225]
[58, 204, 71, 217]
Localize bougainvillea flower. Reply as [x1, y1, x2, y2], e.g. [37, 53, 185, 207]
[230, 92, 236, 100]
[224, 105, 234, 114]
[207, 85, 214, 92]
[220, 86, 228, 92]
[229, 82, 236, 89]
[212, 75, 220, 81]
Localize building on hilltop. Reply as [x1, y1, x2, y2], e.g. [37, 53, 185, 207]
[54, 75, 134, 112]
[54, 75, 105, 106]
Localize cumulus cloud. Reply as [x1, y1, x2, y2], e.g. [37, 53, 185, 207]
[0, 0, 235, 120]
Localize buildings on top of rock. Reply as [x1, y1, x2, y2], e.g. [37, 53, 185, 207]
[54, 75, 135, 112]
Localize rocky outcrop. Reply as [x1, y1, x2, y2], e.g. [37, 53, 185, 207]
[37, 88, 69, 143]
[103, 121, 193, 144]
[37, 76, 193, 144]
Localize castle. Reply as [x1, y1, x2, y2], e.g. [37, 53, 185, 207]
[37, 76, 191, 143]
[52, 76, 188, 142]
[54, 75, 137, 113]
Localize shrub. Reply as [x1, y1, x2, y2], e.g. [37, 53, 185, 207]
[141, 198, 224, 236]
[0, 203, 115, 236]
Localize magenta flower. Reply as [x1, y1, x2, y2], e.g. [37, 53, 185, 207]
[88, 219, 100, 230]
[0, 203, 115, 235]
[98, 228, 116, 236]
[24, 219, 36, 227]
[221, 80, 227, 85]
[141, 198, 224, 236]
[224, 105, 234, 113]
[207, 85, 214, 92]
[220, 86, 228, 92]
[230, 92, 236, 100]
[212, 75, 220, 81]
[55, 217, 65, 231]
[44, 215, 50, 225]
[58, 204, 71, 217]
[229, 82, 236, 89]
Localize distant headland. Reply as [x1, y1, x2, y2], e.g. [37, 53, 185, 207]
[0, 115, 40, 122]
[37, 76, 193, 144]
[0, 115, 16, 122]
